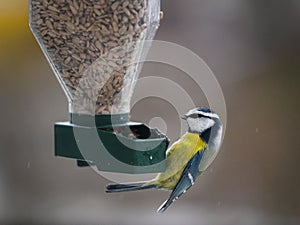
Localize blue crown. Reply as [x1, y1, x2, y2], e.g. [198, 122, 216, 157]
[197, 108, 213, 113]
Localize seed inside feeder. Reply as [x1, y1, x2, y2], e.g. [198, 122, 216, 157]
[30, 0, 161, 115]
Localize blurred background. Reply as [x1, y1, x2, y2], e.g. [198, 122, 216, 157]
[0, 0, 299, 224]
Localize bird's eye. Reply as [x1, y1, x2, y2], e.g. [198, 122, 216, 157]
[188, 114, 199, 118]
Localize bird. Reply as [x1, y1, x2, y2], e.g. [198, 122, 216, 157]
[106, 107, 223, 213]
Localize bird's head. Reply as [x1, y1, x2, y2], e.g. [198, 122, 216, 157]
[181, 108, 220, 134]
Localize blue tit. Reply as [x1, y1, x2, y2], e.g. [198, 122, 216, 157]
[106, 107, 223, 213]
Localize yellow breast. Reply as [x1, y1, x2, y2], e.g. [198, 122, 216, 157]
[151, 132, 206, 189]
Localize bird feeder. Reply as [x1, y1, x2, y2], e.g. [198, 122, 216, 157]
[29, 0, 169, 173]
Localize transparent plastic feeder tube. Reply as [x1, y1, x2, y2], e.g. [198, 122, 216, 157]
[30, 0, 161, 116]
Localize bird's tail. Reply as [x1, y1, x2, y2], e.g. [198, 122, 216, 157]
[157, 199, 173, 213]
[106, 182, 157, 193]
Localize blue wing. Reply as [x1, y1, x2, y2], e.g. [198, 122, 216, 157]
[157, 150, 204, 213]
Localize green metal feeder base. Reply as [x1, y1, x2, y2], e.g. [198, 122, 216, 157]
[54, 114, 169, 174]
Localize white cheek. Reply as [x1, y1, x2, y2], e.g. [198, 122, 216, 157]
[200, 118, 215, 130]
[187, 118, 215, 133]
[187, 118, 197, 132]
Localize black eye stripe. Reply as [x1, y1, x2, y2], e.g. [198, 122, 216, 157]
[188, 114, 211, 119]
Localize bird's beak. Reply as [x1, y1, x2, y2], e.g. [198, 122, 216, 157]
[180, 115, 187, 120]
